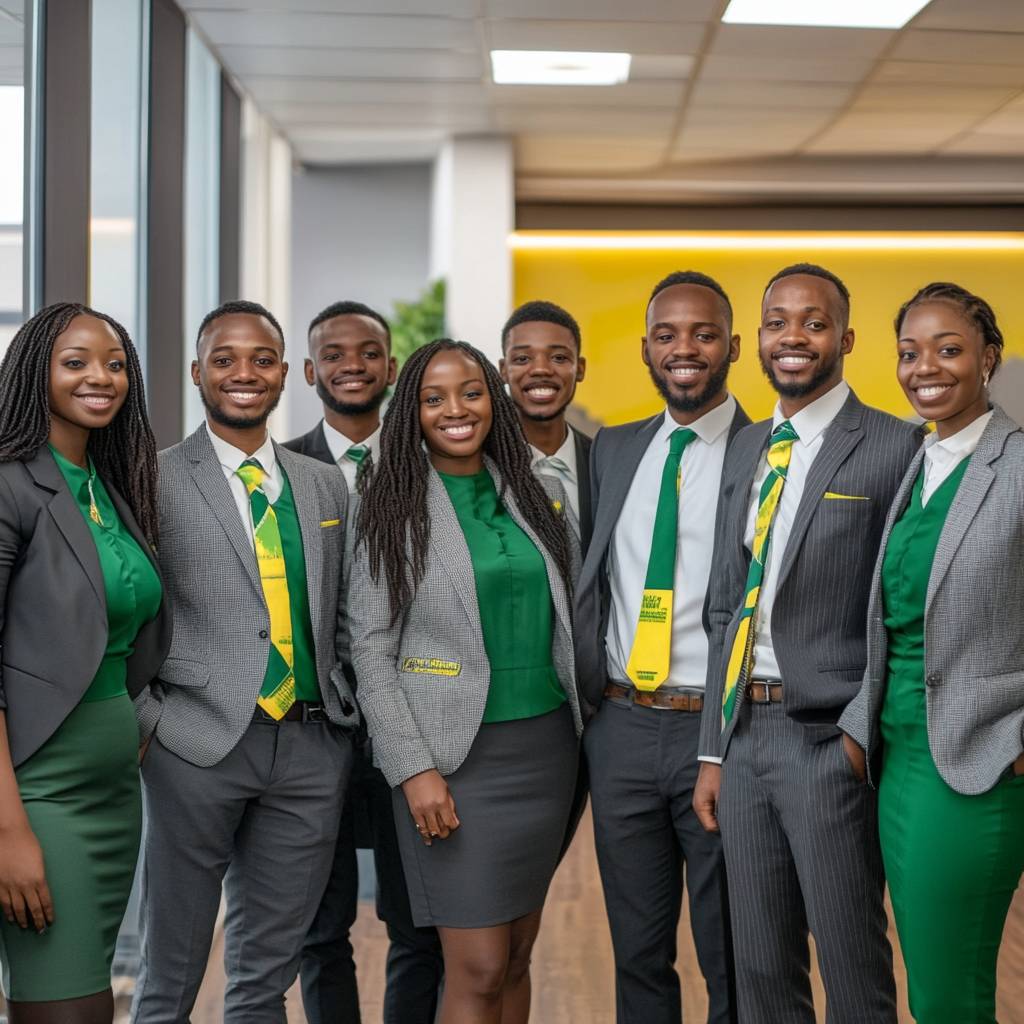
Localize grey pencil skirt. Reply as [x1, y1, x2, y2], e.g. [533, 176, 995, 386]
[393, 703, 579, 929]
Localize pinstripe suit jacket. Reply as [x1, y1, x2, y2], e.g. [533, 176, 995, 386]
[840, 406, 1024, 795]
[348, 458, 583, 788]
[700, 390, 922, 760]
[136, 424, 359, 768]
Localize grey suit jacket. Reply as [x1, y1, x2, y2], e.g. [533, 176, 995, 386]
[137, 424, 358, 768]
[840, 406, 1024, 795]
[700, 390, 922, 760]
[0, 447, 172, 766]
[573, 402, 752, 718]
[348, 458, 583, 787]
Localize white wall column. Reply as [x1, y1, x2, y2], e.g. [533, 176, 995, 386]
[430, 135, 513, 366]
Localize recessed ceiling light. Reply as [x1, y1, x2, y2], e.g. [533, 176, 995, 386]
[721, 0, 932, 29]
[490, 50, 631, 86]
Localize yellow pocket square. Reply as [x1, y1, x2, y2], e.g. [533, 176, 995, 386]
[320, 519, 340, 527]
[823, 493, 868, 500]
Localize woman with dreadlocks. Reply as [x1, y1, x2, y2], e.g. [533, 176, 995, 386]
[349, 339, 582, 1024]
[0, 304, 170, 1023]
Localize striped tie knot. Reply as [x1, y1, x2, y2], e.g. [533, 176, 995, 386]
[346, 445, 368, 468]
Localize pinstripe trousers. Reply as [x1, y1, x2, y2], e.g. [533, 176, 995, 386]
[718, 702, 897, 1024]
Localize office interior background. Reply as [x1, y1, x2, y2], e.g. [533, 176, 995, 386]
[1, 0, 1023, 1021]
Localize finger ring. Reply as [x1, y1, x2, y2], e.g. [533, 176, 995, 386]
[430, 831, 438, 837]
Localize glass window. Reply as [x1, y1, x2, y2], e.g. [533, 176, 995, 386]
[0, 0, 24, 359]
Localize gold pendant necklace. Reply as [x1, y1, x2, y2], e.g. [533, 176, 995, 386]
[87, 477, 104, 527]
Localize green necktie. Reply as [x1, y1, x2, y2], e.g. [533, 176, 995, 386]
[346, 445, 368, 468]
[625, 427, 697, 691]
[235, 459, 296, 720]
[721, 420, 800, 725]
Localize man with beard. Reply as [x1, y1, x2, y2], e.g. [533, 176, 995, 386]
[284, 302, 444, 1024]
[499, 300, 592, 554]
[694, 264, 921, 1023]
[132, 301, 359, 1024]
[574, 271, 749, 1024]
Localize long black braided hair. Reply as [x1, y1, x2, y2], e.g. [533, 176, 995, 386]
[357, 338, 573, 620]
[0, 302, 159, 542]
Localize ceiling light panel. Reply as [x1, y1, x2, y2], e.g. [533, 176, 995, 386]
[491, 50, 631, 86]
[721, 0, 932, 30]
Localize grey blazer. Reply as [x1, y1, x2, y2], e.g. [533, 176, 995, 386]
[840, 406, 1024, 795]
[573, 401, 752, 718]
[0, 447, 172, 766]
[700, 390, 923, 760]
[348, 458, 583, 788]
[137, 424, 359, 768]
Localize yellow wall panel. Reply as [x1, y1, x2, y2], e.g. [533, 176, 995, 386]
[512, 231, 1024, 426]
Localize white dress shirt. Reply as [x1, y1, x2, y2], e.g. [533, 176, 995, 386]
[605, 394, 737, 693]
[920, 410, 991, 507]
[530, 425, 580, 524]
[322, 419, 382, 495]
[207, 427, 283, 549]
[743, 379, 851, 681]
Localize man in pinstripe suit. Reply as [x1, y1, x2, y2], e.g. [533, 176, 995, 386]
[694, 266, 921, 1023]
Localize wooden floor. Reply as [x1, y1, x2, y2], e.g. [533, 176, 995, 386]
[186, 803, 1024, 1024]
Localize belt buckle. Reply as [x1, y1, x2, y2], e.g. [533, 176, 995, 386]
[303, 703, 327, 723]
[749, 682, 772, 705]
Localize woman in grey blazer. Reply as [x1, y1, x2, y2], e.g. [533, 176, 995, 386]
[0, 304, 170, 1023]
[349, 339, 582, 1024]
[840, 283, 1024, 1024]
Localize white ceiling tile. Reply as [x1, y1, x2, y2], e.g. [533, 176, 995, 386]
[630, 55, 694, 80]
[191, 11, 477, 51]
[185, 0, 474, 14]
[711, 24, 895, 59]
[245, 78, 489, 105]
[488, 81, 684, 108]
[267, 103, 491, 129]
[217, 45, 484, 80]
[483, 0, 719, 23]
[683, 106, 834, 133]
[0, 0, 24, 18]
[807, 111, 980, 153]
[972, 106, 1024, 136]
[690, 79, 852, 109]
[850, 83, 1017, 114]
[700, 54, 871, 83]
[515, 134, 667, 172]
[892, 30, 1024, 65]
[913, 0, 1024, 33]
[288, 126, 446, 165]
[0, 21, 21, 45]
[942, 133, 1024, 155]
[493, 106, 674, 134]
[486, 19, 705, 54]
[873, 60, 1024, 86]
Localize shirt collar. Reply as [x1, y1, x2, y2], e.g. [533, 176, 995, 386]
[772, 379, 850, 448]
[322, 418, 381, 464]
[207, 424, 277, 476]
[658, 392, 736, 446]
[529, 424, 576, 469]
[924, 409, 993, 459]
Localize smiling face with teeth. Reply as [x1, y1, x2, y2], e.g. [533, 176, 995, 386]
[897, 299, 997, 441]
[642, 282, 740, 425]
[499, 319, 585, 426]
[419, 349, 494, 475]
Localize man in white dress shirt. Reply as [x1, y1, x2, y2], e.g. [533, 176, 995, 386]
[695, 265, 921, 1024]
[499, 300, 594, 555]
[574, 272, 750, 1024]
[284, 301, 444, 1024]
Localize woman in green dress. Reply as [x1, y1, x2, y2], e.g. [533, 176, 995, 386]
[0, 303, 170, 1023]
[841, 282, 1024, 1024]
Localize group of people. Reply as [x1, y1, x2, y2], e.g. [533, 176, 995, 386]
[0, 260, 1020, 1024]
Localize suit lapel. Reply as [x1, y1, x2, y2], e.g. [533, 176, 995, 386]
[573, 430, 593, 549]
[185, 426, 263, 594]
[310, 422, 336, 466]
[24, 447, 107, 613]
[731, 421, 770, 556]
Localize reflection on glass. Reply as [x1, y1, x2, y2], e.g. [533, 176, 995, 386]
[0, 0, 25, 360]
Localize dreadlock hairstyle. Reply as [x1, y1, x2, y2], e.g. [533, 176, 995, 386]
[0, 302, 159, 542]
[895, 282, 1005, 378]
[357, 338, 573, 621]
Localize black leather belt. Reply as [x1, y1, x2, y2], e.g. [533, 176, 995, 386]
[253, 701, 330, 723]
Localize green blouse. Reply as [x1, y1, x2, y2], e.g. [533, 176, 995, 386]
[439, 469, 566, 723]
[50, 446, 162, 702]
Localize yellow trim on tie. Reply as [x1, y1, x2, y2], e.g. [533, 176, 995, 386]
[823, 493, 868, 500]
[321, 519, 340, 527]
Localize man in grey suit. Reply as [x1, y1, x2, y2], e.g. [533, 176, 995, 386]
[574, 272, 748, 1024]
[131, 300, 359, 1024]
[694, 265, 922, 1023]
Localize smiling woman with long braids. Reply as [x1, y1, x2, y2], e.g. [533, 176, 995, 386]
[841, 283, 1024, 1024]
[0, 303, 170, 1024]
[349, 339, 582, 1024]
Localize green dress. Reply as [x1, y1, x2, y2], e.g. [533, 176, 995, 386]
[0, 449, 162, 1001]
[878, 458, 1024, 1024]
[438, 469, 566, 722]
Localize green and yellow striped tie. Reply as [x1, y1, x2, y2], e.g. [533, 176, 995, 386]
[625, 427, 696, 691]
[722, 420, 799, 725]
[236, 459, 296, 720]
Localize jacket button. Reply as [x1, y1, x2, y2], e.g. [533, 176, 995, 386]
[259, 630, 269, 639]
[925, 672, 941, 687]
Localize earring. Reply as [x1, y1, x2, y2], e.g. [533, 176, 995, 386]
[984, 370, 991, 386]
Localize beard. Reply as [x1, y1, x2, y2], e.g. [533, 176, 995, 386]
[199, 383, 282, 430]
[512, 391, 573, 423]
[316, 375, 388, 417]
[648, 359, 730, 416]
[760, 346, 842, 400]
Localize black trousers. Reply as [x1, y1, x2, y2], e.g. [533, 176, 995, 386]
[300, 747, 444, 1024]
[584, 697, 737, 1024]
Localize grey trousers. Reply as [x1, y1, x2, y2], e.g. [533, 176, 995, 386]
[131, 717, 353, 1024]
[718, 702, 896, 1024]
[585, 698, 736, 1024]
